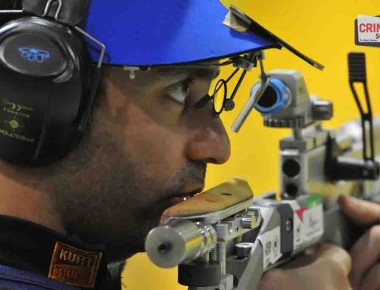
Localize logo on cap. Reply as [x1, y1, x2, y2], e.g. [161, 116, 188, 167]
[18, 47, 50, 63]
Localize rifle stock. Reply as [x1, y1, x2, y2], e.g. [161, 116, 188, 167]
[145, 63, 380, 290]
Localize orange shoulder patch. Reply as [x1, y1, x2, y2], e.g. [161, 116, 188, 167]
[48, 241, 103, 288]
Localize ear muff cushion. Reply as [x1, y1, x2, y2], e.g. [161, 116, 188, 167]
[0, 17, 92, 165]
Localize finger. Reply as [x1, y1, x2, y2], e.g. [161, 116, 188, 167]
[338, 195, 380, 224]
[349, 225, 380, 289]
[359, 263, 380, 290]
[258, 270, 286, 290]
[304, 244, 320, 255]
[259, 245, 352, 290]
[313, 243, 352, 276]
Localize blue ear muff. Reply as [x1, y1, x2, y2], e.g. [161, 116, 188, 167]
[0, 16, 94, 165]
[253, 78, 291, 114]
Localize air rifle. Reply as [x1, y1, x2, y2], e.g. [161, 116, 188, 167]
[144, 52, 380, 290]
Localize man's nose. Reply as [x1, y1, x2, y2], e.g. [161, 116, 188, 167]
[185, 118, 231, 164]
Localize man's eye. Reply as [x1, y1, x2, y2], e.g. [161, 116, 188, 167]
[166, 81, 190, 105]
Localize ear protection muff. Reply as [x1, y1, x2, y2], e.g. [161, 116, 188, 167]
[0, 12, 95, 165]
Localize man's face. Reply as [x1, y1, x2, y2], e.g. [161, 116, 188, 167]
[51, 65, 230, 260]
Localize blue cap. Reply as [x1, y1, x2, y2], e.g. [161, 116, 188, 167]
[83, 0, 278, 66]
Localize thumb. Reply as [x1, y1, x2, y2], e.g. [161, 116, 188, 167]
[312, 243, 352, 276]
[338, 195, 380, 225]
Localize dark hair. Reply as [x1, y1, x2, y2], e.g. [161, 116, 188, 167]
[1, 0, 22, 9]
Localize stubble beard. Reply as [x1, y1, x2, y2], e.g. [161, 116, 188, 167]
[52, 153, 206, 261]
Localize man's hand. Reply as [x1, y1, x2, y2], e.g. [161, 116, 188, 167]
[339, 195, 380, 290]
[258, 243, 352, 290]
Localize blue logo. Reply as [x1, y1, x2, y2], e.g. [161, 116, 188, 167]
[18, 48, 50, 63]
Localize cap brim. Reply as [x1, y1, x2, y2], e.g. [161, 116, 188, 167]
[84, 0, 279, 66]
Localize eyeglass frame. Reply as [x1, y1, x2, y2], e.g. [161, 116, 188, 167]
[190, 52, 261, 115]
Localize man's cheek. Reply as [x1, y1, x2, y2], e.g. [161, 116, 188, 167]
[124, 128, 183, 167]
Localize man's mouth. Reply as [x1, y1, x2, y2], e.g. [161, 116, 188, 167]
[168, 189, 201, 207]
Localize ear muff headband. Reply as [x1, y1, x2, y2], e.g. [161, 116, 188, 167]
[0, 12, 98, 165]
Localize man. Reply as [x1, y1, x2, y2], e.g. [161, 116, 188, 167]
[0, 0, 360, 290]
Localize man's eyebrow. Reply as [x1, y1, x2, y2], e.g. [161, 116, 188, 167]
[192, 67, 220, 80]
[154, 67, 221, 83]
